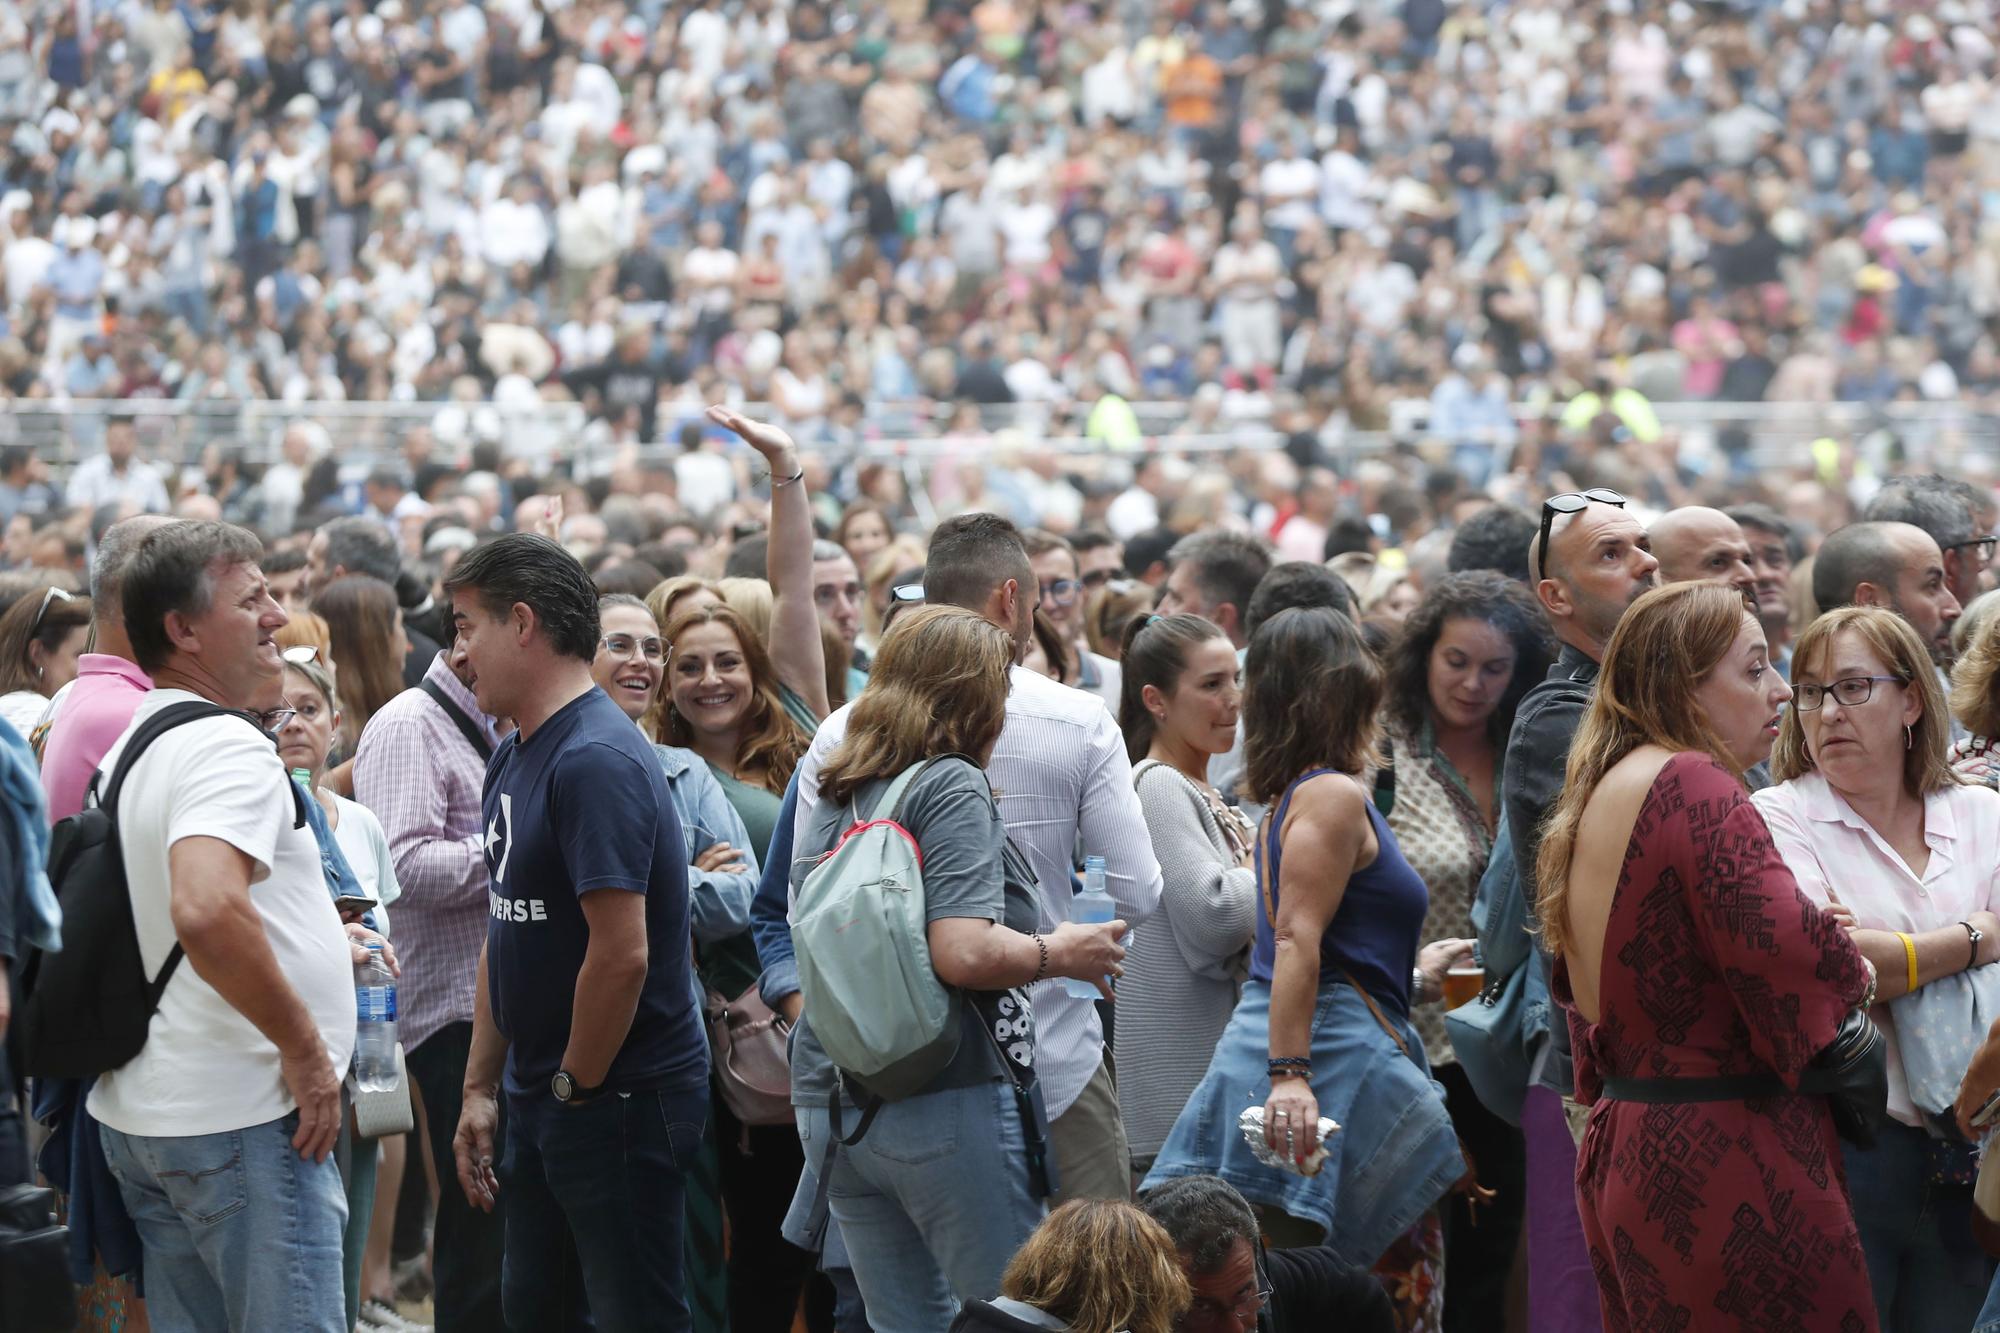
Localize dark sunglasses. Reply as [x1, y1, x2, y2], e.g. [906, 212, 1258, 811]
[890, 583, 926, 603]
[1534, 489, 1628, 582]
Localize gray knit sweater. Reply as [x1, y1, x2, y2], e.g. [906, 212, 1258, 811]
[1115, 760, 1258, 1167]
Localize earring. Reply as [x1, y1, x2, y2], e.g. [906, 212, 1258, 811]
[1906, 724, 1914, 751]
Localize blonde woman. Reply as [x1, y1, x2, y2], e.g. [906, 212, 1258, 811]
[1754, 605, 2000, 1331]
[1539, 583, 1872, 1330]
[948, 1200, 1191, 1333]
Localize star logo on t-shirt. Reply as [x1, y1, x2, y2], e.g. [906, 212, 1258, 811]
[484, 793, 513, 885]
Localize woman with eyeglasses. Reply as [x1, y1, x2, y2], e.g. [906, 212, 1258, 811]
[267, 649, 414, 1331]
[1024, 529, 1122, 706]
[590, 591, 804, 1332]
[1753, 606, 2000, 1332]
[0, 583, 91, 737]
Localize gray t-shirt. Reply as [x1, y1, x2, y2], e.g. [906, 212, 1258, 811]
[788, 757, 1040, 1107]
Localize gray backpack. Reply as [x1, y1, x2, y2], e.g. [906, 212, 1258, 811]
[793, 759, 962, 1100]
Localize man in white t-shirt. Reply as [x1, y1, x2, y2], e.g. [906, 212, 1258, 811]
[89, 520, 361, 1333]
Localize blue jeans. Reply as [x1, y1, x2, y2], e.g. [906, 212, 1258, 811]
[99, 1112, 348, 1332]
[798, 1080, 1043, 1333]
[500, 1084, 707, 1332]
[1844, 1119, 1994, 1332]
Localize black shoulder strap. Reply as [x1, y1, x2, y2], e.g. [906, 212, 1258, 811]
[96, 701, 236, 813]
[420, 679, 493, 762]
[88, 700, 235, 1009]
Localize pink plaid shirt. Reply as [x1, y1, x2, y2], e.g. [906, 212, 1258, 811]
[352, 654, 502, 1051]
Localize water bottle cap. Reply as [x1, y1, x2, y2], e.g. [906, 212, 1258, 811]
[1084, 854, 1106, 869]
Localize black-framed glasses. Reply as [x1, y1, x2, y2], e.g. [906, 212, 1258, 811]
[1793, 674, 1907, 712]
[1945, 534, 1999, 563]
[30, 585, 73, 637]
[890, 583, 925, 603]
[1534, 488, 1628, 582]
[281, 644, 321, 666]
[600, 633, 669, 664]
[1080, 569, 1114, 591]
[1039, 578, 1081, 607]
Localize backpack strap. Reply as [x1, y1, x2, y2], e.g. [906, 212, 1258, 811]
[868, 752, 982, 825]
[96, 701, 238, 813]
[90, 701, 232, 1008]
[93, 701, 304, 1003]
[420, 678, 493, 762]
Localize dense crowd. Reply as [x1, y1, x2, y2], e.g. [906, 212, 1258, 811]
[7, 0, 2000, 473]
[11, 0, 2000, 1331]
[0, 393, 1999, 1333]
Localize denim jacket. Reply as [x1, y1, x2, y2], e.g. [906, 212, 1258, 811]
[751, 771, 802, 1012]
[651, 744, 756, 945]
[1144, 979, 1464, 1268]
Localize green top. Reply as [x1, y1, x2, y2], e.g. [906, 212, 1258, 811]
[699, 765, 786, 999]
[779, 684, 821, 739]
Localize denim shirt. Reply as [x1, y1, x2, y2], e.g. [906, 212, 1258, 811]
[295, 775, 376, 934]
[651, 744, 756, 945]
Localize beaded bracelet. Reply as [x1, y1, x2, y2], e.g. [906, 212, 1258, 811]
[1267, 1056, 1311, 1080]
[1030, 933, 1049, 983]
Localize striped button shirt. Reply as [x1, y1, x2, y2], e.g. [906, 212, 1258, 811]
[352, 654, 504, 1052]
[795, 664, 1163, 1119]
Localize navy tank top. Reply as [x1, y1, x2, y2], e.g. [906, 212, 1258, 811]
[1249, 768, 1430, 1016]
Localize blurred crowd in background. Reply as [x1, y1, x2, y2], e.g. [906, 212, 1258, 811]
[2, 0, 2000, 496]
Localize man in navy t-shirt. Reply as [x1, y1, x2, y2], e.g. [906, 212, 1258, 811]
[443, 532, 706, 1333]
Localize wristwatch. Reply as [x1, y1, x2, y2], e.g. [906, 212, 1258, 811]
[1965, 921, 1985, 970]
[551, 1070, 601, 1104]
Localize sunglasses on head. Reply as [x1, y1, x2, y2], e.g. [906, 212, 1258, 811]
[1534, 489, 1628, 583]
[281, 644, 321, 666]
[30, 585, 74, 638]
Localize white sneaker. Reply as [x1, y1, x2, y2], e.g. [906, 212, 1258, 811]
[358, 1299, 433, 1333]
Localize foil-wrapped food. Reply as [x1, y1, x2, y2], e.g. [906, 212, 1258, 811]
[1239, 1104, 1340, 1177]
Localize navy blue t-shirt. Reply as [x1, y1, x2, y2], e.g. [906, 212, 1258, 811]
[481, 687, 705, 1099]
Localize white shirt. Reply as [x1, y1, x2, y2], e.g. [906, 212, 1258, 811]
[88, 692, 357, 1137]
[1105, 486, 1159, 539]
[1753, 772, 2000, 1128]
[794, 666, 1163, 1118]
[65, 454, 170, 514]
[674, 452, 735, 518]
[330, 790, 400, 933]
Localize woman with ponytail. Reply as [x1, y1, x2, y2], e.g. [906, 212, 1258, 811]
[1113, 612, 1257, 1175]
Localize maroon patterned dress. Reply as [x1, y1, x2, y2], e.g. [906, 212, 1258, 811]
[1552, 753, 1878, 1333]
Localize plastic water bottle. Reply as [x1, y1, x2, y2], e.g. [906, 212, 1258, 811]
[354, 943, 399, 1092]
[1063, 856, 1116, 1000]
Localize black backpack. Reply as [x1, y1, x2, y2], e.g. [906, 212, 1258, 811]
[19, 701, 301, 1080]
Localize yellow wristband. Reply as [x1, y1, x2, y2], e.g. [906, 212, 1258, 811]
[1898, 931, 1919, 994]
